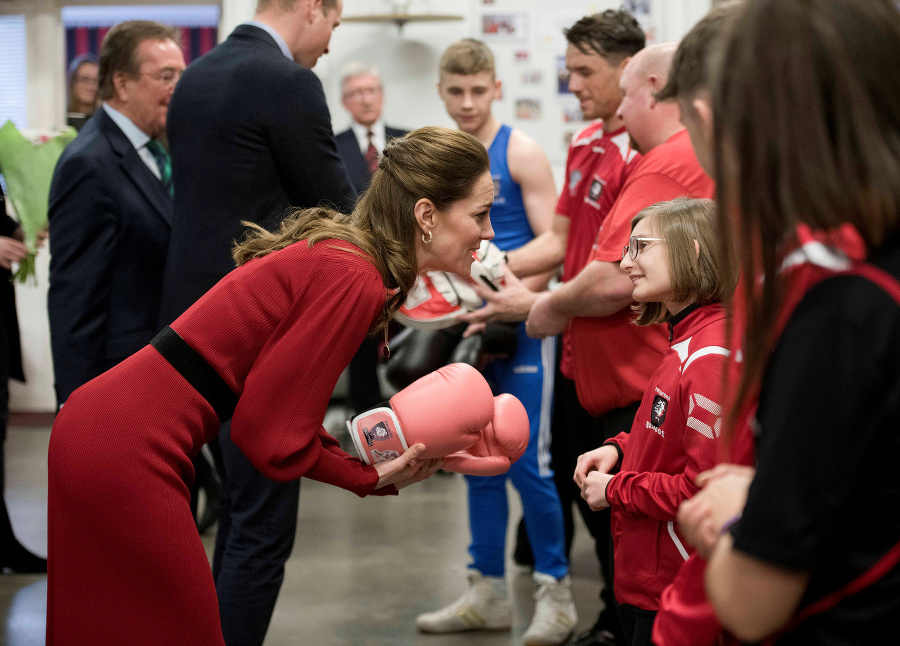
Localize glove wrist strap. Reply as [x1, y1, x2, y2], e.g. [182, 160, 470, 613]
[346, 407, 408, 465]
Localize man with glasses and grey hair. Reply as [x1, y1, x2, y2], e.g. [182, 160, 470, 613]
[335, 61, 407, 195]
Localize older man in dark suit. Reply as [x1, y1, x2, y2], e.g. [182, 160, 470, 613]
[48, 20, 185, 407]
[334, 62, 407, 195]
[160, 1, 354, 644]
[334, 62, 407, 415]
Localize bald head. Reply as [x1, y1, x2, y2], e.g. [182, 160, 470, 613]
[626, 42, 677, 81]
[615, 42, 682, 154]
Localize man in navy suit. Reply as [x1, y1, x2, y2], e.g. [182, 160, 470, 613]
[334, 62, 407, 195]
[334, 62, 407, 414]
[48, 20, 185, 407]
[160, 1, 353, 644]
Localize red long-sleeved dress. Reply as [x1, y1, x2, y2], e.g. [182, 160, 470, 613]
[47, 240, 389, 645]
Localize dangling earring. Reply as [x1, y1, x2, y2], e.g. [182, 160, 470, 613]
[421, 230, 433, 244]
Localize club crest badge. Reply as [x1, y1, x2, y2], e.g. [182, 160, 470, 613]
[363, 420, 394, 447]
[584, 175, 605, 209]
[650, 395, 668, 427]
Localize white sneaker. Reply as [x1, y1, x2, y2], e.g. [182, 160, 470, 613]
[522, 573, 578, 646]
[415, 570, 512, 633]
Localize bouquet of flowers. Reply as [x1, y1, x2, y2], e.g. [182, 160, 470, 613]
[0, 121, 78, 284]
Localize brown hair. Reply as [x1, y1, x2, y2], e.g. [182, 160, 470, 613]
[66, 55, 99, 114]
[440, 39, 495, 79]
[631, 198, 737, 325]
[563, 10, 645, 64]
[713, 0, 900, 424]
[98, 21, 179, 102]
[233, 126, 490, 332]
[655, 1, 741, 102]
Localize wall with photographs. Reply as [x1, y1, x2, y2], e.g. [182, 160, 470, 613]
[322, 0, 713, 179]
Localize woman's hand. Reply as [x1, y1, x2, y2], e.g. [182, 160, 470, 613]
[373, 443, 443, 491]
[573, 444, 619, 488]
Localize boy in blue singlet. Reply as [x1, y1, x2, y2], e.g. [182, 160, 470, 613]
[414, 38, 576, 646]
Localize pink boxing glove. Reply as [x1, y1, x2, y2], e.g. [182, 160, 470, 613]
[442, 394, 529, 476]
[346, 363, 494, 465]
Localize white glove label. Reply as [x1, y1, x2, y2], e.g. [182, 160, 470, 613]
[346, 407, 409, 465]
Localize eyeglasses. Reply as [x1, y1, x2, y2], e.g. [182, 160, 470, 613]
[74, 75, 99, 86]
[344, 87, 383, 101]
[140, 69, 183, 88]
[623, 236, 665, 260]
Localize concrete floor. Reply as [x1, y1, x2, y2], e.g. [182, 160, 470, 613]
[0, 411, 608, 646]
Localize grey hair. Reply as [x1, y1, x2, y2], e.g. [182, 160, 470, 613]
[341, 61, 381, 94]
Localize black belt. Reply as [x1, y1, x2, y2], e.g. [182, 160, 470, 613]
[150, 326, 238, 422]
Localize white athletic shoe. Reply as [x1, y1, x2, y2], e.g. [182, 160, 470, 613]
[522, 573, 578, 646]
[415, 571, 512, 633]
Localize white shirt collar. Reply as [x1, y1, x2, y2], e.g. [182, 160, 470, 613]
[244, 20, 293, 61]
[101, 103, 162, 179]
[350, 119, 385, 156]
[102, 103, 151, 150]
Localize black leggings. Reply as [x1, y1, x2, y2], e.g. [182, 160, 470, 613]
[617, 603, 657, 646]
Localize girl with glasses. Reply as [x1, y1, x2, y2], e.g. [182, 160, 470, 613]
[573, 196, 737, 646]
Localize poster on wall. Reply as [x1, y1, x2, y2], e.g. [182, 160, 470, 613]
[482, 14, 528, 41]
[521, 70, 542, 84]
[624, 0, 656, 42]
[556, 56, 571, 94]
[515, 98, 542, 120]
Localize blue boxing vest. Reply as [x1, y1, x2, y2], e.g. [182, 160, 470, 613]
[487, 125, 534, 252]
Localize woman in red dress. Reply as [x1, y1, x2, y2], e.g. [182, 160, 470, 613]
[46, 126, 497, 645]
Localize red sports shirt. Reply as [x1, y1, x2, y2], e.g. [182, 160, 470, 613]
[556, 122, 640, 379]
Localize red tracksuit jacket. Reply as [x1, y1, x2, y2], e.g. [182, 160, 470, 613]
[604, 304, 727, 611]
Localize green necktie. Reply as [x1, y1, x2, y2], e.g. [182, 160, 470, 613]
[145, 139, 173, 197]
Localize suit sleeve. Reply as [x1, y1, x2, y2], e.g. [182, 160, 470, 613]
[229, 262, 393, 497]
[268, 70, 357, 213]
[605, 354, 725, 521]
[48, 154, 118, 404]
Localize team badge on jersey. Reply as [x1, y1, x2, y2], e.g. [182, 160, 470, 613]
[568, 169, 582, 196]
[650, 395, 668, 427]
[584, 175, 606, 210]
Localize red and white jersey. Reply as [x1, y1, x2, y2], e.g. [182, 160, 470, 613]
[556, 121, 640, 379]
[605, 304, 728, 611]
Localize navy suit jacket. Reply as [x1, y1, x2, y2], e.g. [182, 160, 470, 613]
[335, 125, 407, 195]
[160, 24, 358, 325]
[48, 108, 173, 404]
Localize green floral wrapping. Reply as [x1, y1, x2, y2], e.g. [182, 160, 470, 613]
[0, 121, 78, 284]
